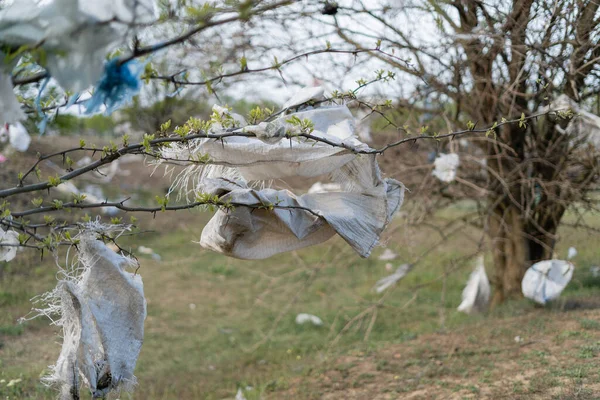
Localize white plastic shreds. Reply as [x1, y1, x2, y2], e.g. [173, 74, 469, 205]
[457, 255, 491, 314]
[522, 259, 574, 305]
[162, 88, 405, 260]
[567, 247, 577, 260]
[0, 228, 19, 262]
[432, 153, 460, 183]
[39, 235, 146, 399]
[295, 313, 323, 326]
[373, 263, 412, 293]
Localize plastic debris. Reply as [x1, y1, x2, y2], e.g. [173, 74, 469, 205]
[522, 259, 574, 305]
[0, 228, 19, 262]
[432, 153, 459, 183]
[567, 247, 577, 260]
[85, 59, 144, 114]
[235, 388, 247, 400]
[295, 313, 323, 326]
[162, 87, 404, 260]
[547, 95, 600, 148]
[307, 182, 342, 194]
[355, 108, 373, 143]
[514, 336, 523, 344]
[138, 246, 161, 261]
[457, 255, 490, 314]
[7, 122, 31, 152]
[0, 0, 157, 93]
[374, 263, 412, 293]
[137, 246, 153, 255]
[38, 235, 146, 399]
[282, 86, 325, 110]
[590, 266, 600, 278]
[378, 248, 397, 261]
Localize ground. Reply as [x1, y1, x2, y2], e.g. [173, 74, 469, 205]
[0, 137, 599, 399]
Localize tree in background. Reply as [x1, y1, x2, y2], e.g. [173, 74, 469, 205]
[317, 0, 600, 303]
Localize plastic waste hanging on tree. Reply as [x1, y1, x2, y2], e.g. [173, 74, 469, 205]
[161, 87, 405, 260]
[31, 231, 146, 399]
[432, 153, 459, 183]
[0, 0, 158, 124]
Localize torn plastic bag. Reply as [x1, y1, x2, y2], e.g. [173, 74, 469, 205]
[200, 174, 403, 259]
[164, 88, 404, 259]
[521, 259, 574, 305]
[164, 105, 368, 186]
[457, 255, 490, 314]
[45, 237, 146, 399]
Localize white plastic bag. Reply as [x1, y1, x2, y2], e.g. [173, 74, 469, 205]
[521, 259, 574, 305]
[457, 255, 490, 314]
[8, 122, 31, 152]
[432, 153, 459, 183]
[164, 89, 405, 259]
[44, 236, 146, 399]
[0, 228, 19, 262]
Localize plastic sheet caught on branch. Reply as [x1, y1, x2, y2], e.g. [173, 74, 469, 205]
[432, 153, 459, 183]
[163, 89, 404, 259]
[457, 255, 490, 314]
[34, 233, 146, 399]
[521, 259, 574, 305]
[0, 0, 157, 93]
[548, 95, 600, 148]
[85, 59, 145, 114]
[0, 227, 19, 262]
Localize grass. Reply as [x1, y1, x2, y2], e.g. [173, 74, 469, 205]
[1, 197, 600, 398]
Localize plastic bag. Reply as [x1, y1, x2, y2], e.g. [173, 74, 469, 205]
[43, 236, 146, 399]
[522, 259, 574, 305]
[457, 255, 490, 314]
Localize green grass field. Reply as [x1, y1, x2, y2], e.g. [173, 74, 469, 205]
[1, 201, 599, 399]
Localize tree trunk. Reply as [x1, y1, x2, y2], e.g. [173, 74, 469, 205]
[489, 198, 566, 306]
[489, 202, 529, 305]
